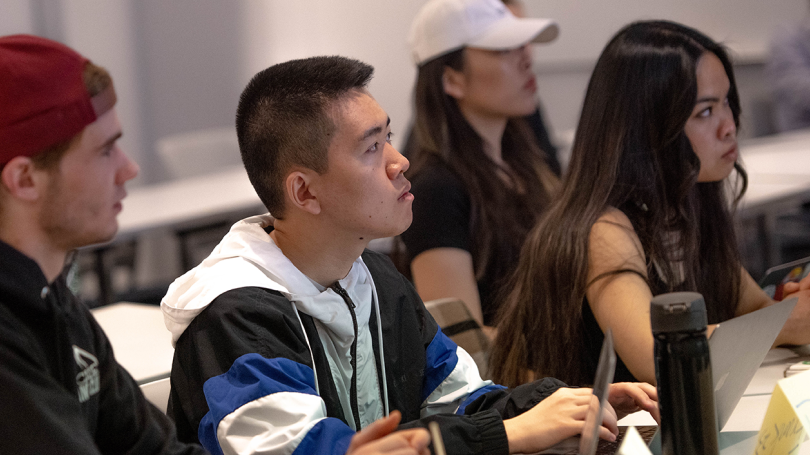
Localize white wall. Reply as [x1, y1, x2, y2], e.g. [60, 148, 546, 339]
[2, 0, 807, 183]
[239, 1, 424, 151]
[60, 0, 149, 185]
[525, 0, 809, 138]
[0, 0, 34, 34]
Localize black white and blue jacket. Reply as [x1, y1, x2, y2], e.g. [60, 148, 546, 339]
[162, 215, 565, 455]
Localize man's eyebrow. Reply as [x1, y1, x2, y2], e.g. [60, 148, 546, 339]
[99, 132, 123, 150]
[359, 117, 391, 142]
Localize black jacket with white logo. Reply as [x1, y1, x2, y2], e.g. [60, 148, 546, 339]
[0, 240, 207, 454]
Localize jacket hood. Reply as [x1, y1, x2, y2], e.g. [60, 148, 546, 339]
[160, 214, 373, 346]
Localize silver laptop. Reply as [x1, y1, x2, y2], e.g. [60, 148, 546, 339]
[580, 329, 617, 455]
[539, 331, 616, 454]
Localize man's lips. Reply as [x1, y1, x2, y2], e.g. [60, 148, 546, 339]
[114, 190, 127, 211]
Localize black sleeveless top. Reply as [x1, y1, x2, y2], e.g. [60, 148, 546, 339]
[581, 298, 639, 384]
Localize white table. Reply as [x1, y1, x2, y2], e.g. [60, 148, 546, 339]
[618, 345, 810, 454]
[116, 165, 264, 241]
[86, 166, 265, 304]
[90, 302, 174, 384]
[739, 129, 810, 210]
[737, 129, 810, 273]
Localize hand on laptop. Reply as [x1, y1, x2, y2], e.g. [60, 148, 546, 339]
[503, 387, 620, 454]
[774, 272, 810, 346]
[782, 272, 810, 296]
[607, 382, 659, 423]
[347, 411, 431, 455]
[772, 289, 810, 346]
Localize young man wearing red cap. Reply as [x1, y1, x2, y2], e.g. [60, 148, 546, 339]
[0, 34, 208, 454]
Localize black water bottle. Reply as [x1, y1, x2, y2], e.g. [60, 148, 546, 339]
[651, 292, 718, 455]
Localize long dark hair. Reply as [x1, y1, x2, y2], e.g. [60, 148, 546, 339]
[407, 48, 558, 283]
[491, 20, 747, 386]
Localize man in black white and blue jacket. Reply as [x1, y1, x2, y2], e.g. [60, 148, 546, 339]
[163, 55, 659, 455]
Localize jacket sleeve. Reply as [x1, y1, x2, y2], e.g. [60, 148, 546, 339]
[0, 302, 206, 455]
[397, 327, 568, 455]
[389, 264, 566, 455]
[420, 327, 567, 418]
[169, 287, 355, 455]
[0, 324, 104, 454]
[395, 327, 510, 455]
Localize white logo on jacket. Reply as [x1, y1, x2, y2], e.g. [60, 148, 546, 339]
[73, 345, 99, 403]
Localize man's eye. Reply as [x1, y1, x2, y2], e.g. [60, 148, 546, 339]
[386, 132, 393, 144]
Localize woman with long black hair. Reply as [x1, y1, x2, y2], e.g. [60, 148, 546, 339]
[491, 20, 810, 387]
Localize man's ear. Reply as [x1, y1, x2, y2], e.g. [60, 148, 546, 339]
[284, 170, 321, 215]
[0, 156, 43, 202]
[442, 65, 467, 100]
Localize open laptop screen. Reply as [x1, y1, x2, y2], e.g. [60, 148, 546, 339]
[579, 329, 617, 455]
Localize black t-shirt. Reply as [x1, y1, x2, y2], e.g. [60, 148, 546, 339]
[400, 160, 519, 326]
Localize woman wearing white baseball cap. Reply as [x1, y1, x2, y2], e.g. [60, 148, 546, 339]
[400, 0, 561, 336]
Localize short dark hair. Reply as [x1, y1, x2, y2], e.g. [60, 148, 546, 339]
[236, 56, 374, 218]
[31, 61, 113, 171]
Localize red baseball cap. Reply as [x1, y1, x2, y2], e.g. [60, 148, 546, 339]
[0, 34, 117, 166]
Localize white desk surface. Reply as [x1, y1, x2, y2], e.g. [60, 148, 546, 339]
[116, 165, 264, 240]
[104, 131, 808, 241]
[90, 302, 173, 384]
[738, 129, 810, 210]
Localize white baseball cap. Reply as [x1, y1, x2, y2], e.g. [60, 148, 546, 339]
[409, 0, 559, 66]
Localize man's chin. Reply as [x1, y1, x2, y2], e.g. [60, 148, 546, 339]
[394, 214, 413, 237]
[79, 226, 119, 249]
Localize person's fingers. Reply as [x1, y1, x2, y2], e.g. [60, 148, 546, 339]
[597, 425, 618, 442]
[626, 383, 660, 421]
[610, 383, 657, 412]
[637, 397, 659, 422]
[347, 411, 402, 452]
[604, 401, 618, 421]
[613, 383, 661, 424]
[401, 428, 431, 450]
[784, 282, 800, 295]
[568, 387, 596, 406]
[601, 402, 619, 435]
[648, 402, 661, 424]
[568, 399, 593, 421]
[798, 274, 810, 291]
[373, 449, 417, 455]
[637, 382, 658, 401]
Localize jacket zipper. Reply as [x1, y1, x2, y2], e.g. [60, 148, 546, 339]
[330, 282, 362, 431]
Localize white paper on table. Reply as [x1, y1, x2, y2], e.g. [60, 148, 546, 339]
[617, 426, 653, 455]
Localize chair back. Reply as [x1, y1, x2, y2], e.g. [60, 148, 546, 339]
[423, 298, 492, 379]
[140, 377, 171, 414]
[156, 127, 242, 179]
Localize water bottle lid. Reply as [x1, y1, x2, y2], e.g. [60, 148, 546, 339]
[650, 292, 708, 333]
